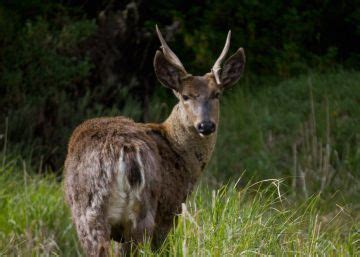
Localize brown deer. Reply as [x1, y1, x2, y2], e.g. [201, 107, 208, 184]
[64, 25, 245, 256]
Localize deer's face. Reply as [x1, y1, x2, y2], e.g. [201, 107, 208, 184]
[154, 26, 245, 137]
[177, 75, 220, 136]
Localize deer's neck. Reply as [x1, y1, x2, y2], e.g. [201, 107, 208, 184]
[162, 103, 217, 176]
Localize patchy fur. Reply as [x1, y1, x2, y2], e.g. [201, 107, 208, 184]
[64, 117, 161, 256]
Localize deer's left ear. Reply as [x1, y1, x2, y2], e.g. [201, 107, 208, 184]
[220, 48, 246, 89]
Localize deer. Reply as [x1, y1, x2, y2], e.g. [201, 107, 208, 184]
[64, 25, 245, 256]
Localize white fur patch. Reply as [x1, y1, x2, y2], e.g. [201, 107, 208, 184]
[106, 147, 146, 229]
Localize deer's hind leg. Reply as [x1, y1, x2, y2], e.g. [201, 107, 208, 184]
[65, 150, 116, 257]
[74, 211, 111, 257]
[118, 207, 156, 256]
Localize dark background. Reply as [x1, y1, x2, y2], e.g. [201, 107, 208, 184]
[0, 0, 359, 172]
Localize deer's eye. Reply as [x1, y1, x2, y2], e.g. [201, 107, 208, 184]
[182, 95, 190, 101]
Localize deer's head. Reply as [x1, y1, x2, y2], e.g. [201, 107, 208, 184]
[154, 26, 245, 137]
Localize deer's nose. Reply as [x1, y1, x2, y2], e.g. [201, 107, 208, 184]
[197, 121, 216, 135]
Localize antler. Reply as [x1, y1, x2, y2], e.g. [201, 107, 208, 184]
[156, 25, 187, 73]
[211, 31, 231, 85]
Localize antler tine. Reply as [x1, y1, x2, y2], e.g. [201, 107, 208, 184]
[156, 25, 186, 73]
[211, 30, 231, 85]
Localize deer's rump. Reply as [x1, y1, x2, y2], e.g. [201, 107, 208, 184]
[64, 116, 161, 243]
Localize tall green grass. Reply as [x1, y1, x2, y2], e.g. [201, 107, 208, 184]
[210, 71, 360, 197]
[0, 158, 358, 256]
[0, 160, 80, 256]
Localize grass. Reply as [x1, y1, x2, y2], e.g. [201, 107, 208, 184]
[0, 161, 79, 256]
[210, 70, 360, 197]
[0, 159, 358, 256]
[0, 70, 359, 256]
[165, 183, 359, 256]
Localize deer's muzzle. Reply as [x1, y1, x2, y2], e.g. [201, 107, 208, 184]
[196, 121, 216, 136]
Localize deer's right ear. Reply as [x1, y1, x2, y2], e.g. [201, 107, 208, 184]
[220, 48, 245, 89]
[154, 50, 185, 91]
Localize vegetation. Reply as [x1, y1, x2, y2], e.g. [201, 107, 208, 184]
[1, 0, 359, 169]
[212, 71, 360, 194]
[1, 71, 359, 256]
[0, 0, 359, 255]
[0, 158, 358, 256]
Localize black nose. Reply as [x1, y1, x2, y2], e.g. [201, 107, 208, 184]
[197, 121, 216, 135]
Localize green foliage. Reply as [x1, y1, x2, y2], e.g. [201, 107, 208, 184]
[1, 0, 359, 169]
[0, 5, 142, 168]
[173, 1, 360, 76]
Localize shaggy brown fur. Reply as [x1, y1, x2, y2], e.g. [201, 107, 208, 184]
[64, 27, 245, 256]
